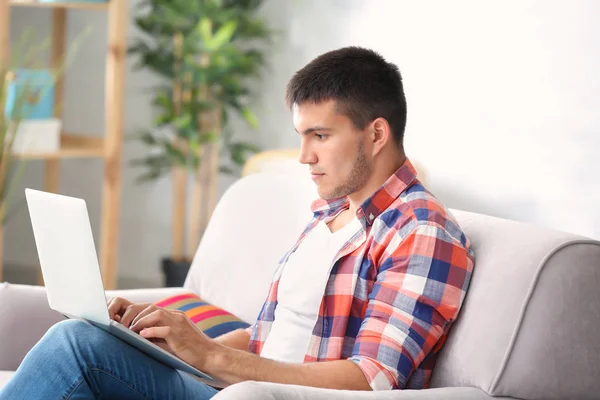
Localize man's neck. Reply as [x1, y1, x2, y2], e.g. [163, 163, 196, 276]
[346, 153, 406, 216]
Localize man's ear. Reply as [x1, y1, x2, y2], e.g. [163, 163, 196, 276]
[370, 117, 393, 156]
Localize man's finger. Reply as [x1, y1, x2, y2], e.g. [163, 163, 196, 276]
[106, 298, 117, 319]
[130, 309, 164, 333]
[140, 326, 171, 340]
[129, 305, 159, 329]
[120, 304, 144, 328]
[107, 297, 128, 320]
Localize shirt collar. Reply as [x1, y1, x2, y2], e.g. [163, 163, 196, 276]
[310, 158, 418, 226]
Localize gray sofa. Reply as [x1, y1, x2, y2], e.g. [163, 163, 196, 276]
[1, 172, 599, 399]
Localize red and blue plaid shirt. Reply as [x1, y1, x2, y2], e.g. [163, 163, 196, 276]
[247, 158, 475, 390]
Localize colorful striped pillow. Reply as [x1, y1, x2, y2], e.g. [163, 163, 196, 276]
[155, 293, 250, 338]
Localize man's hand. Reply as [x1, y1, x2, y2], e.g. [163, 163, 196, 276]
[107, 299, 370, 391]
[107, 297, 158, 328]
[129, 308, 218, 371]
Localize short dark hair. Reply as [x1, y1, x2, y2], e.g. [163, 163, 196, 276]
[286, 46, 407, 148]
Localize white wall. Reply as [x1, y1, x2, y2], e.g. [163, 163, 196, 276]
[253, 0, 600, 239]
[5, 0, 599, 286]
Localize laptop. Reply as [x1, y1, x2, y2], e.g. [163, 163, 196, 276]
[24, 188, 223, 388]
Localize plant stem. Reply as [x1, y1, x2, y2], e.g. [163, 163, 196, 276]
[189, 53, 212, 260]
[171, 32, 186, 261]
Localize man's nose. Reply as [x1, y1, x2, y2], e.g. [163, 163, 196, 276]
[298, 143, 316, 165]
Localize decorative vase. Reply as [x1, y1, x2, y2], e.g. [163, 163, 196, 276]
[161, 257, 192, 287]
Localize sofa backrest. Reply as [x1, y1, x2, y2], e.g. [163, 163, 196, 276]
[184, 172, 317, 324]
[431, 209, 600, 400]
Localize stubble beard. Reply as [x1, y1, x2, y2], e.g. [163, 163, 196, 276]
[321, 142, 371, 201]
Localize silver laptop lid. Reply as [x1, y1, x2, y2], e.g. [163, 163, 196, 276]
[25, 188, 110, 326]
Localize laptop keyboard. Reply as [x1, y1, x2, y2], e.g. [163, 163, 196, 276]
[111, 320, 141, 336]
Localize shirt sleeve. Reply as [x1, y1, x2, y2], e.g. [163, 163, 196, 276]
[349, 223, 473, 390]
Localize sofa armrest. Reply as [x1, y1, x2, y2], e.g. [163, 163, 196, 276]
[0, 283, 64, 371]
[0, 282, 192, 370]
[214, 383, 516, 400]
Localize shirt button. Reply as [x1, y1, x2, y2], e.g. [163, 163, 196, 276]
[369, 213, 374, 221]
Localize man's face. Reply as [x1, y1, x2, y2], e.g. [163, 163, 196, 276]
[294, 100, 372, 200]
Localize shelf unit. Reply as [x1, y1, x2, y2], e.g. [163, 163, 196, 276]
[0, 0, 127, 289]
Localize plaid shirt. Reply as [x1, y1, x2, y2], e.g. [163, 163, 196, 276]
[247, 159, 475, 390]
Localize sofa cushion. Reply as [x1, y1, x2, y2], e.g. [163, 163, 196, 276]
[156, 293, 249, 338]
[214, 381, 515, 400]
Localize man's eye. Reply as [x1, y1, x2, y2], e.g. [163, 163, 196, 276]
[315, 134, 326, 140]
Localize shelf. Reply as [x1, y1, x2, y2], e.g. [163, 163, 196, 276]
[15, 133, 105, 159]
[1, 0, 126, 289]
[10, 1, 108, 11]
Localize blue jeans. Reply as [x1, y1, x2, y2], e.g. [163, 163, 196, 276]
[0, 319, 220, 399]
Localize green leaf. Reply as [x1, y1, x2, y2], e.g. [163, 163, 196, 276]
[154, 112, 174, 127]
[230, 141, 260, 166]
[129, 153, 173, 183]
[208, 21, 237, 51]
[186, 99, 215, 115]
[175, 126, 197, 140]
[152, 91, 173, 110]
[219, 165, 235, 175]
[138, 131, 158, 146]
[198, 17, 213, 43]
[201, 131, 219, 142]
[189, 136, 201, 155]
[165, 142, 188, 166]
[241, 107, 259, 129]
[173, 114, 193, 130]
[134, 169, 163, 184]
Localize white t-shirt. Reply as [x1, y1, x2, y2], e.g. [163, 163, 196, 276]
[260, 217, 362, 363]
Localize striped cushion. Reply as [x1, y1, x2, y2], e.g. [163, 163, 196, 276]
[155, 293, 250, 339]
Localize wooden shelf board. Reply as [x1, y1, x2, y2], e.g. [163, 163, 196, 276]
[10, 1, 108, 11]
[15, 133, 105, 159]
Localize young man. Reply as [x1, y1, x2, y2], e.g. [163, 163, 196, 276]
[0, 47, 474, 399]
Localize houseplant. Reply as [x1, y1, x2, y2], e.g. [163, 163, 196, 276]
[129, 0, 272, 286]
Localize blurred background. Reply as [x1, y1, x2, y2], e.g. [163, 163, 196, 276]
[2, 0, 599, 289]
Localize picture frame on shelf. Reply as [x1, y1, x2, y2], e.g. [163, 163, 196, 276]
[4, 68, 55, 120]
